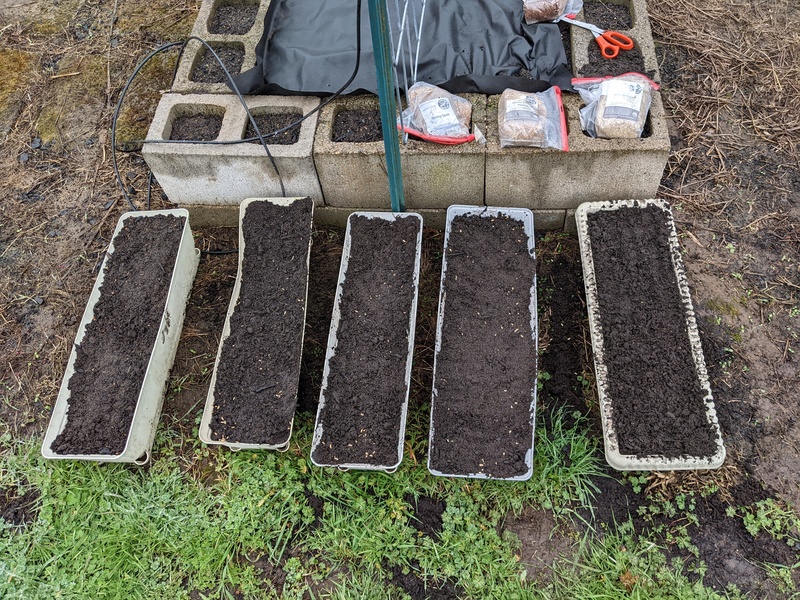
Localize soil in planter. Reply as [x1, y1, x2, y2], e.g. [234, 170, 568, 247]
[245, 112, 301, 145]
[583, 0, 633, 30]
[209, 1, 259, 35]
[586, 204, 718, 458]
[51, 215, 185, 455]
[332, 109, 383, 143]
[311, 216, 419, 467]
[190, 45, 246, 83]
[169, 114, 223, 141]
[429, 214, 537, 479]
[209, 198, 313, 445]
[578, 43, 652, 79]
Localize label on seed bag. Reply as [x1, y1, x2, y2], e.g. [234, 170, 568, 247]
[505, 96, 545, 121]
[418, 97, 461, 136]
[600, 79, 644, 121]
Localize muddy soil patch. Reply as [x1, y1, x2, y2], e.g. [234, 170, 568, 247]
[504, 508, 575, 583]
[297, 228, 343, 415]
[208, 199, 313, 446]
[586, 204, 718, 459]
[0, 483, 40, 527]
[209, 1, 259, 35]
[311, 215, 420, 468]
[407, 494, 445, 539]
[389, 565, 462, 600]
[245, 112, 301, 145]
[332, 109, 383, 143]
[190, 44, 245, 83]
[169, 115, 222, 141]
[429, 213, 537, 479]
[50, 215, 185, 455]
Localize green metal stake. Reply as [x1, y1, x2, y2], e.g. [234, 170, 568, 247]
[367, 0, 405, 212]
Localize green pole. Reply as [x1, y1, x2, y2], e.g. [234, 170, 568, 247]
[367, 0, 405, 212]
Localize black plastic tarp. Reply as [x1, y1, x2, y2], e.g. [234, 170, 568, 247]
[232, 0, 573, 96]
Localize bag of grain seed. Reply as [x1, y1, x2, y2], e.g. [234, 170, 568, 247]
[498, 86, 568, 150]
[523, 0, 582, 23]
[572, 73, 659, 139]
[399, 82, 474, 143]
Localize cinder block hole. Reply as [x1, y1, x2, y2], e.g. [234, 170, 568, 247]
[208, 0, 260, 35]
[243, 108, 303, 145]
[582, 0, 633, 30]
[167, 104, 225, 141]
[332, 108, 383, 143]
[190, 42, 246, 84]
[577, 103, 653, 138]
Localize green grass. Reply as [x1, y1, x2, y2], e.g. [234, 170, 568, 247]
[0, 405, 737, 599]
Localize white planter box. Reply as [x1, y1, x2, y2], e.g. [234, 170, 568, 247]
[199, 197, 314, 451]
[42, 209, 199, 464]
[575, 199, 725, 470]
[310, 211, 423, 472]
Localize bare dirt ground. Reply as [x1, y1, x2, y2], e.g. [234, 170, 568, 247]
[1, 0, 798, 597]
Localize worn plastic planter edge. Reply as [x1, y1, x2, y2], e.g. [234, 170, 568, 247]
[575, 199, 726, 471]
[310, 211, 424, 473]
[42, 209, 199, 464]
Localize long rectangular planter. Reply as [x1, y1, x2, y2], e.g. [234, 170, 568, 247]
[199, 197, 314, 450]
[42, 209, 199, 464]
[428, 205, 538, 480]
[310, 212, 423, 472]
[575, 199, 725, 470]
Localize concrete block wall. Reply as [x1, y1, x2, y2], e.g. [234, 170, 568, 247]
[172, 0, 270, 94]
[313, 94, 486, 211]
[149, 0, 670, 231]
[142, 94, 322, 205]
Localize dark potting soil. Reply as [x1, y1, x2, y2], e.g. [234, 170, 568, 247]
[169, 114, 223, 141]
[245, 112, 301, 145]
[586, 204, 718, 458]
[406, 494, 445, 540]
[1, 483, 40, 527]
[583, 0, 633, 30]
[209, 198, 313, 445]
[331, 109, 383, 143]
[209, 1, 259, 35]
[429, 214, 537, 479]
[311, 215, 420, 467]
[578, 43, 651, 79]
[190, 44, 246, 83]
[51, 215, 185, 455]
[389, 565, 462, 600]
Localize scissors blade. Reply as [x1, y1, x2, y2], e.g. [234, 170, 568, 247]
[558, 16, 604, 36]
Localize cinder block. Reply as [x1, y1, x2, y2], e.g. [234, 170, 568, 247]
[142, 93, 322, 205]
[484, 93, 669, 209]
[313, 95, 487, 210]
[570, 0, 660, 80]
[172, 0, 270, 94]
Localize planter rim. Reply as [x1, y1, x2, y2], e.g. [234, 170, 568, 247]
[42, 208, 198, 463]
[311, 210, 424, 472]
[575, 198, 726, 471]
[428, 204, 538, 481]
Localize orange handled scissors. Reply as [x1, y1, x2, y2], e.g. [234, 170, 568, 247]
[559, 16, 635, 59]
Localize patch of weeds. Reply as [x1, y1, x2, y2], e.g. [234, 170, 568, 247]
[726, 498, 800, 548]
[545, 520, 738, 599]
[636, 492, 700, 557]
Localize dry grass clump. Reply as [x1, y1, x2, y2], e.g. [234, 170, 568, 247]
[650, 0, 800, 208]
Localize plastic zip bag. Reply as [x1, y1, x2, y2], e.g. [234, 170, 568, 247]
[572, 73, 659, 139]
[523, 0, 582, 24]
[498, 86, 568, 150]
[398, 82, 475, 144]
